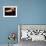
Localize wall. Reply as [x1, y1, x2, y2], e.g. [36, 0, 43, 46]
[0, 0, 18, 44]
[0, 0, 46, 44]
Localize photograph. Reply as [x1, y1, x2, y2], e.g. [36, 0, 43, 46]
[3, 6, 17, 17]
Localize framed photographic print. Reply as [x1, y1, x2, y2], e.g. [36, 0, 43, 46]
[3, 6, 17, 17]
